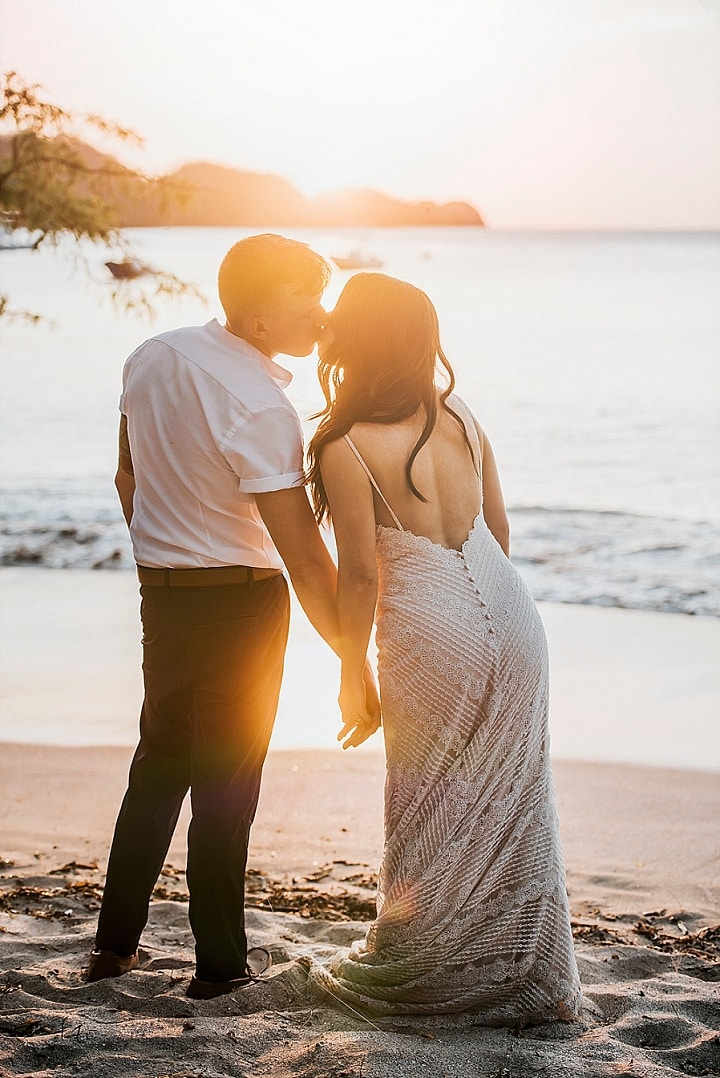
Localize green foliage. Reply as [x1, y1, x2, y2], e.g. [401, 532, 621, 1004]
[0, 71, 200, 319]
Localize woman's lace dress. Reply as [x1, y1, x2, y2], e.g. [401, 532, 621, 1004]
[309, 399, 582, 1025]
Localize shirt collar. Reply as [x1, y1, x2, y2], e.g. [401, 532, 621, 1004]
[207, 318, 293, 389]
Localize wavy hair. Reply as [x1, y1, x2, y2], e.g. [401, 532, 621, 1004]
[307, 273, 470, 524]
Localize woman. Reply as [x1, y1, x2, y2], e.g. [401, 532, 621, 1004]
[305, 273, 581, 1025]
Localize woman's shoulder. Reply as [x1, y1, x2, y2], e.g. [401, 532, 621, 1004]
[347, 417, 417, 448]
[445, 392, 483, 434]
[443, 393, 485, 471]
[445, 391, 475, 421]
[319, 425, 387, 465]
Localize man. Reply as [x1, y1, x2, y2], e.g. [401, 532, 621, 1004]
[87, 234, 380, 999]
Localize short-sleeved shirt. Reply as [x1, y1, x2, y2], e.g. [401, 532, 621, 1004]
[120, 318, 305, 569]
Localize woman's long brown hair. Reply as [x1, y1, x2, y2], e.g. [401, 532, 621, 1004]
[307, 273, 472, 524]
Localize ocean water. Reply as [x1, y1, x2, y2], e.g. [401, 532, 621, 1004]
[1, 227, 719, 617]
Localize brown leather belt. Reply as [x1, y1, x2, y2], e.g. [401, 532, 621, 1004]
[137, 565, 284, 588]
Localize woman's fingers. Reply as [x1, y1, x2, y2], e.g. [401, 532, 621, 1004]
[337, 718, 358, 742]
[337, 710, 377, 749]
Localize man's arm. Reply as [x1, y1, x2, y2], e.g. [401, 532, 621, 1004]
[256, 486, 341, 649]
[115, 414, 135, 527]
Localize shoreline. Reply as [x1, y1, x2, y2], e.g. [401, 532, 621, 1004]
[2, 567, 719, 770]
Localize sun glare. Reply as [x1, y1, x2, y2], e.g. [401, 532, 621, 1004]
[1, 0, 718, 228]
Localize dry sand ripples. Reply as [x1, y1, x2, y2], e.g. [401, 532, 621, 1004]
[1, 859, 718, 1078]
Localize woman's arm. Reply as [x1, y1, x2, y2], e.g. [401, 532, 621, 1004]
[476, 423, 510, 557]
[319, 436, 381, 748]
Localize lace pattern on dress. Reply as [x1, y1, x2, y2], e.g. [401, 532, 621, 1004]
[308, 405, 581, 1024]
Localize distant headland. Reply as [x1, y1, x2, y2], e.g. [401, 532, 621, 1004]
[0, 134, 484, 228]
[122, 161, 484, 228]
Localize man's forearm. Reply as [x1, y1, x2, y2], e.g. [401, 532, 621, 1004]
[256, 487, 346, 654]
[284, 545, 342, 656]
[115, 415, 135, 527]
[115, 467, 135, 527]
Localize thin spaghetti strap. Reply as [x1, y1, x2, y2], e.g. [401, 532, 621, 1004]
[343, 435, 404, 530]
[448, 393, 482, 473]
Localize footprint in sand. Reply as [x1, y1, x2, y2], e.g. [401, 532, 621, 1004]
[611, 1012, 720, 1076]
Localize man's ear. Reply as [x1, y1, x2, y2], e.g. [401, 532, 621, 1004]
[249, 316, 269, 341]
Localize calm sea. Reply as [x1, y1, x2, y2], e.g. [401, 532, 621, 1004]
[1, 227, 718, 617]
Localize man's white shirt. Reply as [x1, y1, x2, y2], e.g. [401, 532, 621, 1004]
[120, 318, 306, 569]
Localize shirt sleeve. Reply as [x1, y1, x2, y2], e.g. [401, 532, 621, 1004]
[222, 405, 307, 494]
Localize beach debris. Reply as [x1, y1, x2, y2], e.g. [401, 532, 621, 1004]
[156, 1073, 207, 1078]
[1, 863, 718, 977]
[303, 864, 333, 882]
[634, 915, 720, 959]
[571, 920, 626, 946]
[156, 1073, 206, 1078]
[0, 878, 104, 918]
[151, 882, 188, 902]
[570, 913, 720, 963]
[48, 860, 98, 874]
[245, 866, 377, 921]
[159, 862, 185, 879]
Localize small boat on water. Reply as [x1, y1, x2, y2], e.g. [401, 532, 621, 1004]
[331, 251, 384, 270]
[105, 258, 149, 280]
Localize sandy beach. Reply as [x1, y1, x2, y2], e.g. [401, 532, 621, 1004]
[1, 572, 719, 1076]
[0, 745, 718, 1077]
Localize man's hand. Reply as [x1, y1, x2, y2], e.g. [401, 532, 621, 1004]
[363, 661, 381, 723]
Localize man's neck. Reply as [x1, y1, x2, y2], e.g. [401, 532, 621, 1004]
[223, 321, 275, 359]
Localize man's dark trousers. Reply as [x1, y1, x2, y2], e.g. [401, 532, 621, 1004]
[95, 573, 290, 981]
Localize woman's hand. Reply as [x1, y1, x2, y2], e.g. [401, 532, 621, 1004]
[337, 667, 381, 750]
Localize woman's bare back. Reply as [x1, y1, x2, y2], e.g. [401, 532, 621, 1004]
[346, 395, 485, 551]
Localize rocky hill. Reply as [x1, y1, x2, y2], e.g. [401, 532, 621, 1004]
[0, 136, 483, 227]
[121, 161, 484, 227]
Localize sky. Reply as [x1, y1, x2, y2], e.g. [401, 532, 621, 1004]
[1, 0, 719, 229]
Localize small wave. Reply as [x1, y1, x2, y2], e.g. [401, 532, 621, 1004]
[509, 507, 719, 617]
[1, 494, 718, 617]
[1, 523, 132, 570]
[509, 504, 719, 527]
[0, 483, 133, 569]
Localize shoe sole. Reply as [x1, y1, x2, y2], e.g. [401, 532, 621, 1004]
[186, 947, 273, 999]
[246, 946, 272, 976]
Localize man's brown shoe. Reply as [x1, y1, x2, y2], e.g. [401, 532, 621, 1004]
[185, 946, 272, 999]
[186, 973, 253, 999]
[86, 949, 139, 982]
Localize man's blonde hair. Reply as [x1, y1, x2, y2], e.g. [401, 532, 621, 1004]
[218, 234, 331, 324]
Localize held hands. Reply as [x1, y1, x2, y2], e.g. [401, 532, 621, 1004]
[337, 662, 382, 750]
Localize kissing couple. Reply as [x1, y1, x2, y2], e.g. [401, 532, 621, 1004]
[87, 233, 580, 1026]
